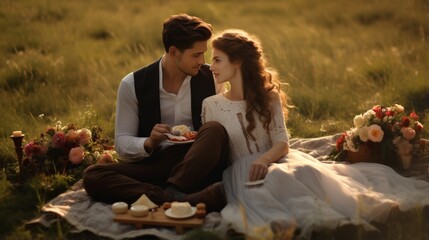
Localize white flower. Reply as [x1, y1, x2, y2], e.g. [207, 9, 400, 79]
[363, 110, 375, 125]
[385, 115, 394, 124]
[358, 126, 369, 142]
[393, 104, 404, 113]
[55, 121, 62, 131]
[367, 124, 384, 142]
[383, 116, 388, 123]
[353, 115, 364, 128]
[345, 132, 358, 152]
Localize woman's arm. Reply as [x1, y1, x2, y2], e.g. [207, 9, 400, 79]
[249, 141, 289, 181]
[249, 92, 289, 181]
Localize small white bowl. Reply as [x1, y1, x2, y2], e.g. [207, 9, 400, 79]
[112, 202, 128, 214]
[130, 205, 149, 217]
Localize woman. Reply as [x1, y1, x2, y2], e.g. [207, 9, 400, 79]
[202, 29, 429, 239]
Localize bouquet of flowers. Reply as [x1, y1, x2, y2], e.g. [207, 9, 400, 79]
[22, 121, 117, 178]
[332, 104, 424, 168]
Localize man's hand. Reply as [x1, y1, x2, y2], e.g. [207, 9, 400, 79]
[144, 124, 170, 153]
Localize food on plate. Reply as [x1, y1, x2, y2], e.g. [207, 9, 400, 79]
[172, 125, 190, 136]
[196, 202, 206, 211]
[131, 194, 158, 209]
[195, 209, 206, 219]
[170, 201, 192, 216]
[162, 202, 172, 210]
[168, 131, 197, 141]
[130, 205, 149, 217]
[183, 131, 197, 140]
[111, 202, 128, 214]
[167, 125, 197, 142]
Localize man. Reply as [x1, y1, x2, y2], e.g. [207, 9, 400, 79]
[83, 14, 229, 212]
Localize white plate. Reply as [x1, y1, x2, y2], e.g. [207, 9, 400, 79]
[164, 131, 196, 144]
[320, 160, 336, 164]
[245, 179, 265, 187]
[165, 207, 196, 219]
[165, 139, 195, 144]
[164, 133, 187, 140]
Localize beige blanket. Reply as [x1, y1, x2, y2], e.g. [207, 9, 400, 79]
[27, 135, 428, 239]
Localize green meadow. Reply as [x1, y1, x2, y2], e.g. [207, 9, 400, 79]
[1, 0, 428, 239]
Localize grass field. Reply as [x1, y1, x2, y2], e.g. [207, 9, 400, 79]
[1, 0, 429, 239]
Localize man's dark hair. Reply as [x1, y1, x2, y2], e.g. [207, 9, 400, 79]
[162, 13, 213, 52]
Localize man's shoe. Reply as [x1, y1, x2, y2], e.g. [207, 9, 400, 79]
[163, 184, 187, 202]
[185, 182, 226, 213]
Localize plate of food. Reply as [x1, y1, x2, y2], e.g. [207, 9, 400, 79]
[164, 202, 196, 219]
[165, 125, 197, 144]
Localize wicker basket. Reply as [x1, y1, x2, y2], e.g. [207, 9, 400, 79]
[347, 142, 382, 164]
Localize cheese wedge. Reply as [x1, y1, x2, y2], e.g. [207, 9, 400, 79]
[131, 194, 158, 209]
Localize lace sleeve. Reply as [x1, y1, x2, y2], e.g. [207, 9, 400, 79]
[269, 93, 289, 145]
[201, 98, 214, 124]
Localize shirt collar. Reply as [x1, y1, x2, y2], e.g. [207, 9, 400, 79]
[158, 56, 192, 91]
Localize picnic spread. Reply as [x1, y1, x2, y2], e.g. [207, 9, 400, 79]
[27, 135, 429, 239]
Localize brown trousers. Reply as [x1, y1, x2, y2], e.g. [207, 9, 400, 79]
[82, 121, 229, 205]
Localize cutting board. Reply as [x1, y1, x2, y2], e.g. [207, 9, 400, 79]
[113, 208, 204, 234]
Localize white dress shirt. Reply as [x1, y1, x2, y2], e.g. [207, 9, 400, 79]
[114, 58, 222, 161]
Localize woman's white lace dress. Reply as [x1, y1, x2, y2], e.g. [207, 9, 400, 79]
[202, 93, 429, 239]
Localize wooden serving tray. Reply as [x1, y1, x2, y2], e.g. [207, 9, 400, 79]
[113, 208, 204, 234]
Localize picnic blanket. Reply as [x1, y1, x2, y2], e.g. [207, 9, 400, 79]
[28, 135, 427, 239]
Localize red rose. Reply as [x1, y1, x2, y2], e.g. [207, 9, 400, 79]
[385, 110, 393, 116]
[416, 122, 424, 132]
[52, 132, 66, 148]
[410, 111, 419, 120]
[336, 133, 346, 150]
[401, 116, 410, 127]
[372, 105, 383, 119]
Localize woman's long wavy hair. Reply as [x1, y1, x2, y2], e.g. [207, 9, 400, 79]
[211, 29, 290, 139]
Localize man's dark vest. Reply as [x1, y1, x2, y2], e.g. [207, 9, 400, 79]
[133, 59, 216, 137]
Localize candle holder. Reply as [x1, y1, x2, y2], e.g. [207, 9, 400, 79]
[10, 134, 25, 175]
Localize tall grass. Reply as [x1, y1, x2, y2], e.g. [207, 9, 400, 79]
[1, 0, 428, 238]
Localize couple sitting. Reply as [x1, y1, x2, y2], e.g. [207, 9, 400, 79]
[83, 14, 429, 239]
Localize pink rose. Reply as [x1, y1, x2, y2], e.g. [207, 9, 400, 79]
[367, 124, 384, 142]
[52, 132, 66, 148]
[401, 127, 416, 141]
[24, 142, 47, 158]
[24, 142, 36, 158]
[97, 152, 114, 164]
[78, 128, 92, 145]
[69, 147, 84, 165]
[65, 130, 79, 144]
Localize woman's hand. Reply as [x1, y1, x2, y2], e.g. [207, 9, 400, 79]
[249, 158, 269, 181]
[248, 141, 289, 182]
[144, 124, 170, 153]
